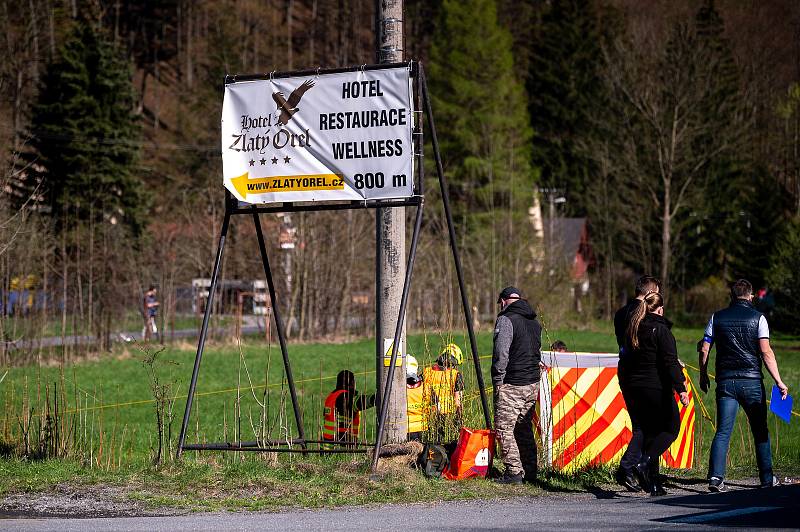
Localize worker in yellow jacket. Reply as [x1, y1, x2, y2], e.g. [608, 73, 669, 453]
[406, 355, 428, 441]
[423, 343, 464, 442]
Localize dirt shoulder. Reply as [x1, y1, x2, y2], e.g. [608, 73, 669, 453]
[0, 483, 185, 519]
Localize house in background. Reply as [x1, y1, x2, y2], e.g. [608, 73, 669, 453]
[542, 217, 594, 312]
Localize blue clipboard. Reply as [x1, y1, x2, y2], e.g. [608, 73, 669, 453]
[770, 385, 793, 424]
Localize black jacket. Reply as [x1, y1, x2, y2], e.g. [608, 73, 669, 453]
[614, 299, 640, 349]
[713, 300, 764, 380]
[620, 313, 686, 393]
[492, 299, 541, 386]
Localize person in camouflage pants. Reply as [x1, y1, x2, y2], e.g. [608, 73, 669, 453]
[492, 286, 543, 484]
[494, 381, 539, 480]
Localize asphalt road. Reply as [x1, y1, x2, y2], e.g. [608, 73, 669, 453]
[2, 482, 797, 531]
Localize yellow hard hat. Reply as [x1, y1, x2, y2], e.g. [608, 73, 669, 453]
[440, 343, 463, 365]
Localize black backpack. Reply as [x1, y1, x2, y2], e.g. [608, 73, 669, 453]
[419, 443, 450, 478]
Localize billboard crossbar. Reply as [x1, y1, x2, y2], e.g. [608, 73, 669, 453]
[231, 197, 422, 215]
[225, 61, 414, 85]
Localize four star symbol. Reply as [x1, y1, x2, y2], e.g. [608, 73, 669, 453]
[249, 156, 291, 167]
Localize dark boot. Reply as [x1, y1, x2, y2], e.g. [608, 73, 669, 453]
[633, 456, 653, 492]
[615, 467, 641, 492]
[648, 457, 667, 495]
[523, 468, 537, 485]
[650, 478, 667, 496]
[493, 471, 524, 485]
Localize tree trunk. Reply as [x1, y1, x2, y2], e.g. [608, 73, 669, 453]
[661, 183, 671, 295]
[185, 2, 193, 88]
[286, 0, 293, 69]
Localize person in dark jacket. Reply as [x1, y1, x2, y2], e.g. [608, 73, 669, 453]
[699, 279, 789, 492]
[322, 370, 375, 448]
[622, 291, 689, 496]
[614, 275, 661, 491]
[491, 286, 542, 485]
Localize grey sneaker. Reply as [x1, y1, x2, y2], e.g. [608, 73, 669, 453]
[708, 477, 726, 492]
[759, 476, 780, 488]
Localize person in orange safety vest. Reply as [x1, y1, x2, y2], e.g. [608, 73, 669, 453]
[322, 370, 375, 449]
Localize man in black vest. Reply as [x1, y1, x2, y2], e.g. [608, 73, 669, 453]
[491, 286, 542, 485]
[700, 279, 789, 492]
[613, 275, 661, 491]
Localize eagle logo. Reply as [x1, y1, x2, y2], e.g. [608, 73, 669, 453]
[272, 79, 315, 125]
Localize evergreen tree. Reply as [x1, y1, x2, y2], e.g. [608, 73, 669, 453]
[27, 18, 146, 233]
[526, 0, 612, 215]
[428, 0, 535, 302]
[766, 217, 800, 332]
[682, 0, 771, 288]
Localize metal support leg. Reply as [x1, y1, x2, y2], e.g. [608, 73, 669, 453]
[176, 209, 232, 458]
[421, 66, 492, 430]
[371, 200, 424, 472]
[252, 210, 307, 449]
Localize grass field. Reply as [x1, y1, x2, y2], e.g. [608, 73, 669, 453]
[1, 323, 798, 509]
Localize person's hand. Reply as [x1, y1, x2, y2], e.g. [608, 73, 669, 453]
[700, 372, 710, 393]
[696, 339, 705, 353]
[679, 391, 690, 406]
[777, 381, 789, 400]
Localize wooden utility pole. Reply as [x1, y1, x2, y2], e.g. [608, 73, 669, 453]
[375, 0, 407, 444]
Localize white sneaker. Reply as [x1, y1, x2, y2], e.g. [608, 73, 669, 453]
[708, 477, 726, 492]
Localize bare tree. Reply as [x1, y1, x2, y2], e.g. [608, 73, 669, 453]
[602, 21, 745, 291]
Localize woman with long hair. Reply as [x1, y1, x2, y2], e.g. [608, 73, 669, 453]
[621, 292, 689, 495]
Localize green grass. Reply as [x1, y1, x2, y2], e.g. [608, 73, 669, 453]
[1, 325, 798, 509]
[0, 455, 546, 511]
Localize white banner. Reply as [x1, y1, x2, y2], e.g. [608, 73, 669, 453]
[221, 66, 415, 203]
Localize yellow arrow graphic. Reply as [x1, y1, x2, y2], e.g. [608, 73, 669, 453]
[230, 172, 344, 198]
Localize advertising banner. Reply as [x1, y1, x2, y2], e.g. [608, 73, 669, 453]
[221, 66, 415, 203]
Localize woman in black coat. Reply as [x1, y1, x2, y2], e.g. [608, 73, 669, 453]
[621, 291, 689, 495]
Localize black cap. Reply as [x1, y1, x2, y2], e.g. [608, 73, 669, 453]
[498, 286, 522, 302]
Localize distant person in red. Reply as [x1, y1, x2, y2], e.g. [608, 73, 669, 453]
[142, 285, 160, 342]
[755, 286, 775, 320]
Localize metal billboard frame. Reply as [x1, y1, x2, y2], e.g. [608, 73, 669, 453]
[175, 61, 491, 472]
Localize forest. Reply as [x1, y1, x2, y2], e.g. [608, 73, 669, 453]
[2, 0, 800, 364]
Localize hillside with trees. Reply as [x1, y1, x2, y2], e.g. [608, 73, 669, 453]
[2, 0, 799, 362]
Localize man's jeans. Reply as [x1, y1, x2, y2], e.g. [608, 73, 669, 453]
[709, 378, 773, 484]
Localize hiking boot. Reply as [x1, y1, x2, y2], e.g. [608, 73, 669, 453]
[615, 468, 641, 492]
[633, 456, 653, 492]
[650, 480, 668, 497]
[493, 471, 524, 485]
[708, 477, 726, 493]
[759, 476, 780, 488]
